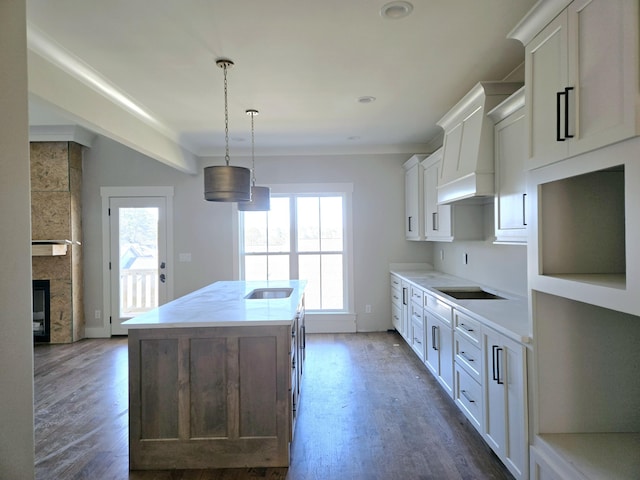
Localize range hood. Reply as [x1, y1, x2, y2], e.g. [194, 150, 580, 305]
[436, 81, 523, 205]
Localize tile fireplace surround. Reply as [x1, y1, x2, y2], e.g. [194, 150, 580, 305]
[31, 141, 84, 343]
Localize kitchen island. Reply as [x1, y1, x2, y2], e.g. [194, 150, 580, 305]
[122, 280, 306, 470]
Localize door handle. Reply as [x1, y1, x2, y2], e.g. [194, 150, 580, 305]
[159, 273, 166, 283]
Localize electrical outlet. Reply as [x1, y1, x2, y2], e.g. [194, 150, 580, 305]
[440, 249, 445, 261]
[94, 310, 101, 319]
[365, 304, 372, 313]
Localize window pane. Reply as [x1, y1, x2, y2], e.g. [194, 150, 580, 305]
[297, 197, 319, 252]
[267, 255, 290, 281]
[244, 211, 268, 253]
[321, 253, 343, 309]
[320, 197, 343, 252]
[268, 197, 291, 253]
[245, 255, 267, 281]
[298, 254, 320, 309]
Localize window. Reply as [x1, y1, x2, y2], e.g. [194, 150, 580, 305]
[240, 187, 351, 312]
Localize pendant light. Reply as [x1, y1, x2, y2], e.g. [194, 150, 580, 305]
[204, 59, 251, 202]
[238, 109, 271, 211]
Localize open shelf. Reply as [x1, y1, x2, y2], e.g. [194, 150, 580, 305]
[535, 433, 640, 480]
[539, 165, 625, 286]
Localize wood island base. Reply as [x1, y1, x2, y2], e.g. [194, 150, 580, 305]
[128, 318, 304, 470]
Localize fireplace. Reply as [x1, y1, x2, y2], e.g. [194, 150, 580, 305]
[33, 280, 50, 343]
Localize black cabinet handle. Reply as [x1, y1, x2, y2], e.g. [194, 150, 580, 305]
[461, 390, 475, 403]
[522, 193, 527, 226]
[564, 87, 574, 139]
[431, 325, 438, 351]
[492, 345, 504, 385]
[432, 212, 438, 231]
[402, 287, 408, 306]
[556, 91, 564, 141]
[408, 216, 413, 232]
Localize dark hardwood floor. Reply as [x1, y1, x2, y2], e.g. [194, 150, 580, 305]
[34, 332, 513, 480]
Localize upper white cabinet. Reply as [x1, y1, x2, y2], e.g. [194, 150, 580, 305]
[436, 82, 522, 204]
[422, 149, 484, 242]
[488, 88, 528, 244]
[511, 0, 640, 170]
[404, 155, 427, 240]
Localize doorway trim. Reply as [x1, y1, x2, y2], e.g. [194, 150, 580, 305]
[97, 186, 174, 337]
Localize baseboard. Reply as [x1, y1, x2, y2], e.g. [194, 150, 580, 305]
[305, 313, 357, 333]
[84, 325, 111, 338]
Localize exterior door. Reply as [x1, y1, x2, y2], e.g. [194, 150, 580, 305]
[109, 196, 168, 335]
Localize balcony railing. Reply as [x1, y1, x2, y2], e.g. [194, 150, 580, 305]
[120, 269, 158, 315]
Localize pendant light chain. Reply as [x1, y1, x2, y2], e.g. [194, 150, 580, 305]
[250, 110, 256, 186]
[223, 62, 230, 166]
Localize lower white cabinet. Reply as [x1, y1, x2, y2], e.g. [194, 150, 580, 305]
[424, 309, 454, 398]
[484, 329, 528, 479]
[390, 275, 402, 332]
[454, 363, 483, 432]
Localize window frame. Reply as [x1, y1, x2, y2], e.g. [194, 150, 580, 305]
[235, 183, 354, 315]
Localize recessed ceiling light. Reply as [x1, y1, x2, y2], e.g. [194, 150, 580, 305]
[357, 96, 376, 104]
[380, 1, 413, 20]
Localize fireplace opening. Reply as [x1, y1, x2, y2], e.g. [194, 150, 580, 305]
[33, 280, 50, 343]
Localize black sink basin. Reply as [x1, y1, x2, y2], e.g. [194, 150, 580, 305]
[434, 287, 504, 300]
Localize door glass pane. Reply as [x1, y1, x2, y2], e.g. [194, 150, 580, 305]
[119, 207, 159, 316]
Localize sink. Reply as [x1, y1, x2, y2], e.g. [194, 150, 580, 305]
[245, 288, 293, 299]
[434, 287, 504, 300]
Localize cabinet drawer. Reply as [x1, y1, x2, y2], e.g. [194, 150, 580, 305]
[424, 293, 452, 325]
[454, 310, 482, 346]
[391, 303, 401, 331]
[390, 274, 402, 290]
[410, 285, 424, 305]
[411, 319, 425, 360]
[410, 303, 424, 327]
[455, 333, 482, 382]
[454, 364, 483, 433]
[391, 286, 402, 307]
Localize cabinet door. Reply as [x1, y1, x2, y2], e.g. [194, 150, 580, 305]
[567, 0, 638, 157]
[423, 154, 452, 241]
[400, 281, 410, 340]
[405, 163, 423, 240]
[425, 311, 454, 398]
[494, 106, 527, 243]
[526, 10, 569, 169]
[484, 330, 527, 479]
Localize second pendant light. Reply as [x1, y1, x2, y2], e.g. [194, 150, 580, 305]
[238, 109, 271, 211]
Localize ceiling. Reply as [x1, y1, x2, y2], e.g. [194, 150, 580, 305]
[26, 0, 536, 165]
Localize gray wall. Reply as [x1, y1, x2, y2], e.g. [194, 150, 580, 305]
[82, 135, 432, 333]
[0, 0, 35, 477]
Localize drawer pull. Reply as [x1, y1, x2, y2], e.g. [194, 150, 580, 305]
[461, 390, 475, 403]
[459, 323, 474, 333]
[414, 337, 422, 345]
[459, 351, 474, 363]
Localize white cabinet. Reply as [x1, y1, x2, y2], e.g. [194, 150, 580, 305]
[390, 274, 402, 332]
[422, 149, 484, 242]
[515, 0, 639, 170]
[436, 82, 522, 204]
[424, 293, 454, 398]
[483, 328, 528, 480]
[400, 279, 410, 340]
[410, 296, 425, 361]
[488, 87, 528, 244]
[404, 155, 427, 240]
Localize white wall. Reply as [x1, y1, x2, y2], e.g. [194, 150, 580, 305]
[82, 135, 432, 333]
[433, 202, 528, 297]
[0, 0, 35, 477]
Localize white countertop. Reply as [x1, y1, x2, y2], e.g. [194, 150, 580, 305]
[390, 269, 531, 343]
[122, 280, 307, 329]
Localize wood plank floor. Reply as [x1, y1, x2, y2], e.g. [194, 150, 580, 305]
[34, 332, 513, 479]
